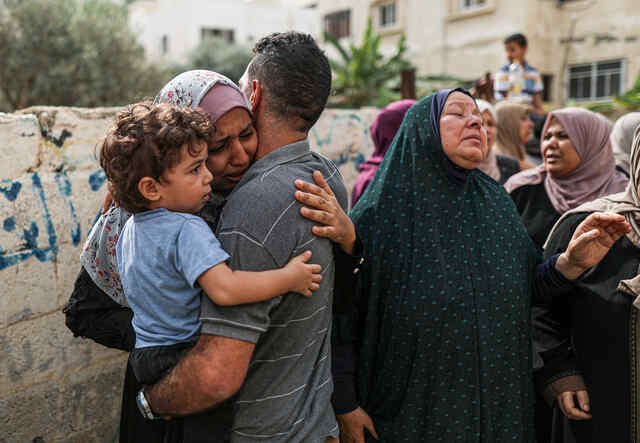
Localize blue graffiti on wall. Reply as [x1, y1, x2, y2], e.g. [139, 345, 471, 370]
[0, 170, 106, 271]
[0, 181, 22, 202]
[55, 173, 82, 247]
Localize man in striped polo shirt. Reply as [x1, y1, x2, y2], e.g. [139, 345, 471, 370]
[144, 32, 347, 443]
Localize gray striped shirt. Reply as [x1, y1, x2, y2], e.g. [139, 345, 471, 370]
[200, 140, 348, 442]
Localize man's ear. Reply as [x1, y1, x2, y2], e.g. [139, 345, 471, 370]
[249, 79, 262, 113]
[138, 176, 162, 203]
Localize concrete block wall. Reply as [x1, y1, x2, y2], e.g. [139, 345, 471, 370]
[0, 106, 377, 442]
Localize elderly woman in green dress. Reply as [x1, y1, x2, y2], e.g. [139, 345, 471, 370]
[294, 89, 630, 443]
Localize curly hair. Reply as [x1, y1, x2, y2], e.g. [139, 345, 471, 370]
[248, 31, 331, 132]
[99, 102, 215, 213]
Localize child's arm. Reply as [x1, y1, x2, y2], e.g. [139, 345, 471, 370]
[197, 250, 322, 306]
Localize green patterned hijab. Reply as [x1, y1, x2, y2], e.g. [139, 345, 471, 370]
[350, 90, 538, 442]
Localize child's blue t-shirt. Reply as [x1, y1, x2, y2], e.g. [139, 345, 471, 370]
[116, 208, 229, 349]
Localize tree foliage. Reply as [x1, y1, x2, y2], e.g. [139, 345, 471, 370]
[0, 0, 170, 111]
[613, 71, 640, 109]
[584, 71, 640, 114]
[171, 37, 254, 85]
[325, 18, 413, 108]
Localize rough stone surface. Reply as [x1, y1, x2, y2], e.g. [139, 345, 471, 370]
[0, 113, 40, 180]
[0, 358, 124, 443]
[0, 106, 378, 442]
[2, 312, 125, 394]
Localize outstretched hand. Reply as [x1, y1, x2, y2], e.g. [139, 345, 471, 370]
[556, 212, 631, 280]
[295, 170, 356, 255]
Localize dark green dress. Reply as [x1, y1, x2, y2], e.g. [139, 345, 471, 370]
[348, 90, 539, 442]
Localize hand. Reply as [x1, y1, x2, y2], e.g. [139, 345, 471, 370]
[295, 170, 356, 255]
[556, 212, 631, 280]
[102, 189, 114, 213]
[556, 390, 592, 420]
[337, 407, 379, 443]
[284, 251, 322, 297]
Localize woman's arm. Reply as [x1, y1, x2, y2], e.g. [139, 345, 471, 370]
[532, 212, 630, 306]
[531, 212, 629, 419]
[533, 213, 594, 420]
[551, 212, 630, 280]
[293, 173, 378, 441]
[294, 170, 365, 313]
[295, 171, 357, 255]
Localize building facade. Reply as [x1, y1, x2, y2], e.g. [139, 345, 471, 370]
[128, 0, 319, 65]
[310, 0, 640, 106]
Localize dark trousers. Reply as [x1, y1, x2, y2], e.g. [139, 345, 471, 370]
[119, 359, 183, 443]
[122, 344, 234, 443]
[129, 342, 195, 385]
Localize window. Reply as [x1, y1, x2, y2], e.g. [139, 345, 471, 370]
[378, 2, 396, 28]
[568, 60, 624, 101]
[557, 0, 580, 6]
[201, 28, 235, 44]
[448, 0, 493, 21]
[324, 10, 350, 39]
[459, 0, 486, 10]
[161, 35, 169, 55]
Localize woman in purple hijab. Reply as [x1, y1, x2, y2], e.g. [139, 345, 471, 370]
[351, 99, 416, 206]
[505, 107, 628, 249]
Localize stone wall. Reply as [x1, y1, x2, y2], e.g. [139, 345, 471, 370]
[0, 106, 377, 443]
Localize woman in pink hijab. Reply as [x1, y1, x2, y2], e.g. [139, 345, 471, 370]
[505, 107, 628, 249]
[351, 99, 416, 206]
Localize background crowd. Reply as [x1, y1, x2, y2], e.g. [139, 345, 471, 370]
[55, 26, 640, 443]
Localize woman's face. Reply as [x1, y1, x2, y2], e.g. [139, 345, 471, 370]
[519, 112, 534, 145]
[481, 109, 497, 149]
[541, 116, 581, 178]
[440, 92, 488, 169]
[206, 107, 258, 191]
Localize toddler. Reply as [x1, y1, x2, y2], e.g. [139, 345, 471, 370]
[99, 102, 322, 384]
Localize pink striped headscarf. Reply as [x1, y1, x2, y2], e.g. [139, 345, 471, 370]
[505, 107, 628, 213]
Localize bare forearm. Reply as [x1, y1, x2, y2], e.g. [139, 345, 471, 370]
[217, 268, 292, 305]
[146, 335, 252, 416]
[199, 264, 292, 306]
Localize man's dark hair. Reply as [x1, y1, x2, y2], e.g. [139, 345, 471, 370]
[99, 102, 215, 213]
[504, 33, 528, 48]
[248, 31, 331, 132]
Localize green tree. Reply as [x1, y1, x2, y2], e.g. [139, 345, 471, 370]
[325, 18, 413, 108]
[614, 72, 640, 109]
[0, 0, 169, 111]
[172, 37, 253, 84]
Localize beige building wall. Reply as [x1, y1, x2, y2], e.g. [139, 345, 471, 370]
[313, 0, 640, 106]
[538, 0, 640, 105]
[129, 0, 319, 64]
